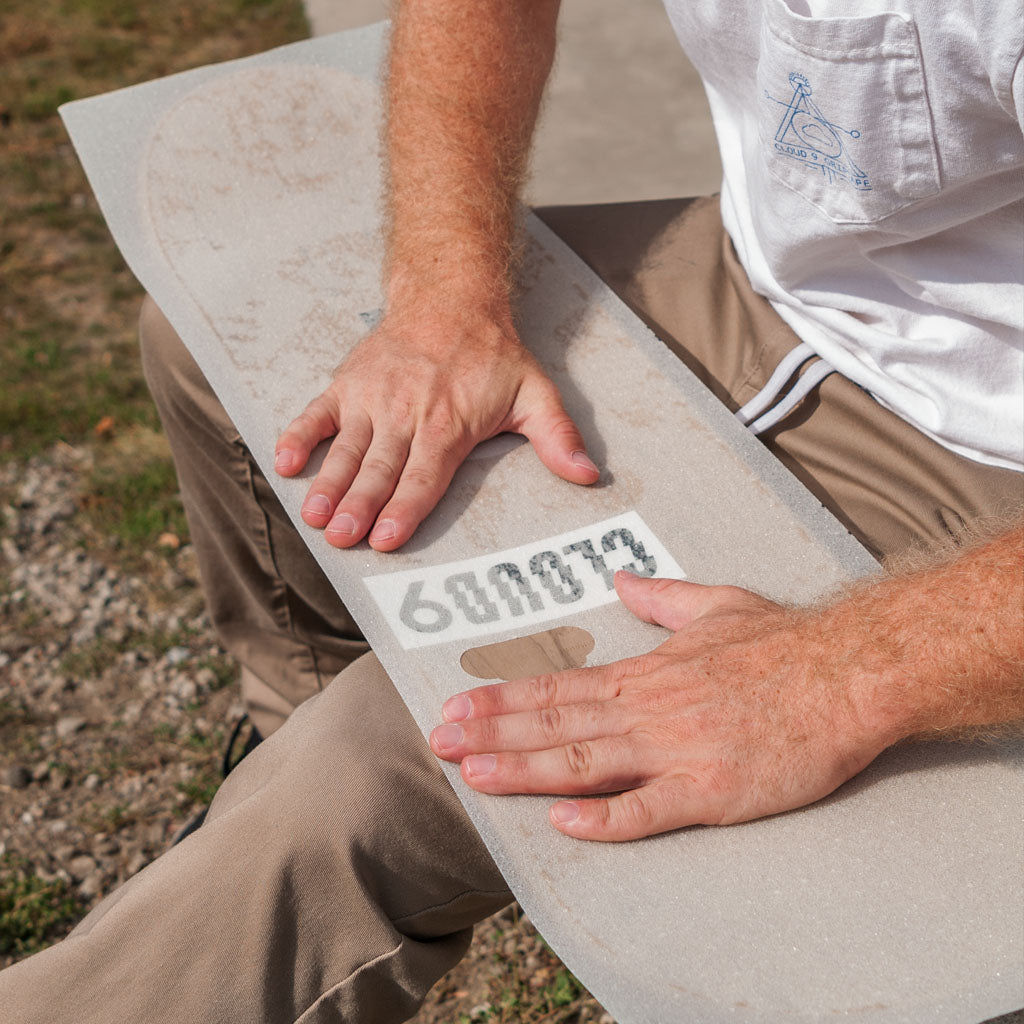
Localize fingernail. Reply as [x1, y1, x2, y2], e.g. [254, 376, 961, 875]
[304, 494, 331, 516]
[432, 723, 464, 750]
[370, 519, 396, 542]
[464, 754, 496, 777]
[442, 694, 472, 722]
[327, 513, 356, 536]
[551, 801, 580, 824]
[570, 451, 598, 474]
[275, 450, 294, 471]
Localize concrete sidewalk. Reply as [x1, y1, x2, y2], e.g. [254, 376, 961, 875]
[303, 0, 721, 205]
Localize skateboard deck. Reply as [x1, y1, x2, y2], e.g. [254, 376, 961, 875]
[60, 24, 1023, 1023]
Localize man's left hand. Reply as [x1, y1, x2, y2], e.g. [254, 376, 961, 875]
[430, 572, 892, 841]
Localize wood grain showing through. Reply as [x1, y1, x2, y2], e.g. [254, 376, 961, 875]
[460, 627, 595, 682]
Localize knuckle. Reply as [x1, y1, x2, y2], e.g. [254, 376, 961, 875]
[419, 415, 458, 445]
[633, 685, 680, 718]
[563, 741, 593, 780]
[650, 576, 683, 598]
[390, 393, 416, 418]
[324, 440, 364, 470]
[399, 465, 439, 492]
[528, 674, 560, 708]
[621, 653, 662, 680]
[363, 456, 399, 479]
[552, 414, 579, 438]
[619, 789, 655, 832]
[536, 705, 564, 744]
[419, 423, 472, 463]
[295, 406, 327, 430]
[590, 798, 612, 828]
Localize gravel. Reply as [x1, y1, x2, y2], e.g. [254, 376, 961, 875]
[0, 448, 612, 1022]
[0, 448, 239, 960]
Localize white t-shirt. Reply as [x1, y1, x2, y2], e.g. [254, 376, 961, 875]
[661, 0, 1024, 471]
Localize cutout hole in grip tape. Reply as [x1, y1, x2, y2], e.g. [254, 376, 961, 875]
[460, 626, 595, 682]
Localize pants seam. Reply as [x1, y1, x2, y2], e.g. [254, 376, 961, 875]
[391, 886, 514, 929]
[240, 448, 323, 690]
[292, 940, 407, 1024]
[293, 887, 513, 1024]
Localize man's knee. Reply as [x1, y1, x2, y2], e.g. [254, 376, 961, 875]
[221, 654, 509, 929]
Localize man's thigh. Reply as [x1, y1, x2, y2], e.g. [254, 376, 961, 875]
[537, 197, 1023, 560]
[1, 652, 511, 1024]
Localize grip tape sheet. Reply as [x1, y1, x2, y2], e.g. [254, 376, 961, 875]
[60, 24, 1024, 1024]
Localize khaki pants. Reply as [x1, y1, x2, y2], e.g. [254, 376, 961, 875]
[1, 197, 1020, 1023]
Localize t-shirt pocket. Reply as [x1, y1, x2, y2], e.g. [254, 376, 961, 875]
[755, 0, 940, 225]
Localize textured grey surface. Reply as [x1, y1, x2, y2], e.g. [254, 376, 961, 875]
[60, 26, 1023, 1024]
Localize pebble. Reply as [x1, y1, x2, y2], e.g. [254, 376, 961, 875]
[93, 836, 120, 856]
[2, 764, 31, 789]
[170, 676, 197, 703]
[68, 854, 98, 880]
[126, 850, 149, 877]
[166, 646, 190, 666]
[79, 871, 104, 899]
[83, 773, 101, 791]
[55, 716, 87, 739]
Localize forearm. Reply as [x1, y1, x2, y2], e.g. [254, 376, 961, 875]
[386, 0, 560, 313]
[824, 524, 1024, 744]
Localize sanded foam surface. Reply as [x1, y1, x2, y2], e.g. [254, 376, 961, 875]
[60, 25, 1023, 1023]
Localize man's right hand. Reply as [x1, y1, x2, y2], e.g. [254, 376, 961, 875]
[273, 307, 598, 551]
[276, 0, 573, 551]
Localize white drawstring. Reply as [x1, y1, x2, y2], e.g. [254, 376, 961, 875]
[734, 342, 816, 425]
[746, 357, 837, 435]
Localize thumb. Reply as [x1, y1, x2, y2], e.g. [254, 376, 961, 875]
[614, 573, 736, 631]
[514, 376, 600, 486]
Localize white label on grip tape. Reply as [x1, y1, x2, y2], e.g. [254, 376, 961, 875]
[363, 510, 685, 649]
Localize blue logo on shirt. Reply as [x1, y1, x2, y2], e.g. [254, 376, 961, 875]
[765, 73, 871, 191]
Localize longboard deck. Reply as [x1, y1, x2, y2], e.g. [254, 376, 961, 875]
[60, 25, 1023, 1023]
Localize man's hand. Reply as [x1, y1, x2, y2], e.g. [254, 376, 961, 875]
[430, 573, 889, 840]
[430, 527, 1024, 841]
[273, 309, 597, 551]
[273, 0, 567, 550]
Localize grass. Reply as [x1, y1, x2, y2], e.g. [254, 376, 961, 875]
[59, 637, 124, 680]
[0, 855, 85, 959]
[460, 964, 584, 1022]
[0, 0, 310, 555]
[470, 913, 595, 1024]
[0, 700, 43, 762]
[80, 427, 189, 552]
[176, 772, 221, 807]
[194, 654, 237, 692]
